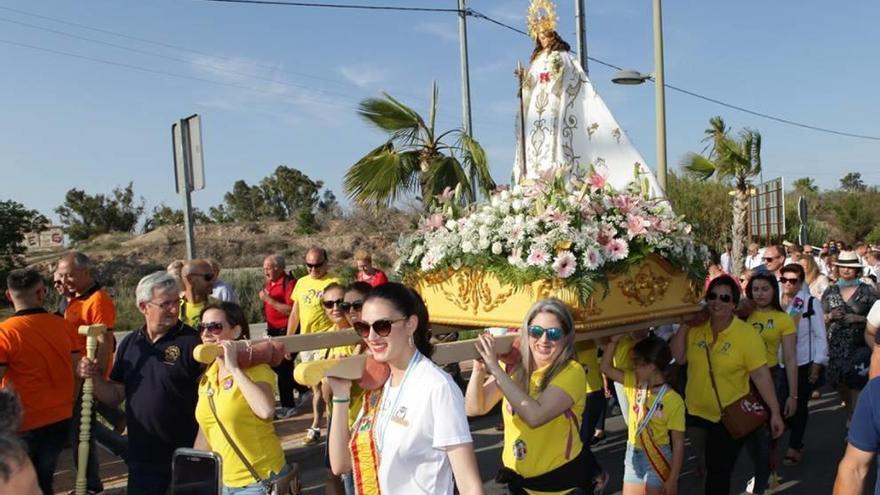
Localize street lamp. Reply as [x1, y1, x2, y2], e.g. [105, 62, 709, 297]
[612, 0, 667, 194]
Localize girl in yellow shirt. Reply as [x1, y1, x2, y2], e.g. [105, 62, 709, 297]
[601, 334, 685, 495]
[465, 298, 604, 494]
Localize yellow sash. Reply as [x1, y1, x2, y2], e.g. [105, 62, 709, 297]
[350, 389, 383, 495]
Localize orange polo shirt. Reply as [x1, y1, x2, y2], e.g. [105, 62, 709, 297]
[0, 309, 79, 431]
[64, 284, 116, 352]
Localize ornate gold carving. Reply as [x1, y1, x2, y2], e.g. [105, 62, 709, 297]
[681, 279, 704, 304]
[617, 264, 670, 307]
[424, 270, 515, 315]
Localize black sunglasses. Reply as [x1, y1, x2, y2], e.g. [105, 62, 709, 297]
[190, 272, 215, 282]
[779, 277, 800, 285]
[353, 317, 407, 338]
[340, 300, 364, 312]
[197, 321, 224, 334]
[762, 256, 779, 262]
[306, 261, 325, 269]
[706, 292, 732, 303]
[322, 299, 344, 309]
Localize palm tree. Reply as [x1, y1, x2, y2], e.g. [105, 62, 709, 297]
[344, 83, 495, 211]
[684, 116, 762, 273]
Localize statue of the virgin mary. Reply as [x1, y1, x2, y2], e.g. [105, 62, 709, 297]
[514, 0, 662, 197]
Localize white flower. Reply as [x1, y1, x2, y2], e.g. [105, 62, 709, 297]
[553, 251, 577, 278]
[461, 240, 475, 253]
[527, 248, 551, 267]
[582, 248, 602, 270]
[603, 237, 630, 261]
[492, 242, 504, 255]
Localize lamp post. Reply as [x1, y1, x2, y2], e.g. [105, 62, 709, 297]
[611, 0, 667, 193]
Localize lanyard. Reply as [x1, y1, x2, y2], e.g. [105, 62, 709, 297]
[375, 351, 421, 454]
[635, 383, 668, 437]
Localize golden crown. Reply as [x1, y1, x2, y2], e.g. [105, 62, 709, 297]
[527, 0, 558, 39]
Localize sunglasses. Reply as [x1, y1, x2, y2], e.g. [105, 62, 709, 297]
[197, 321, 224, 334]
[340, 300, 364, 312]
[322, 299, 344, 309]
[191, 273, 215, 282]
[779, 277, 800, 285]
[706, 292, 732, 303]
[306, 261, 325, 269]
[353, 317, 407, 338]
[762, 256, 779, 262]
[527, 325, 564, 341]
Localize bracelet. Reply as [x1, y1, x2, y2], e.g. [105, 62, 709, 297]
[332, 398, 351, 404]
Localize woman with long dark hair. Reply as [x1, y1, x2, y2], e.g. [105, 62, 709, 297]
[326, 283, 482, 495]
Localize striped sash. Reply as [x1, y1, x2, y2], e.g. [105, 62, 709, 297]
[350, 389, 383, 495]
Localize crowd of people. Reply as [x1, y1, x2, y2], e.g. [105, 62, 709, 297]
[2, 240, 880, 494]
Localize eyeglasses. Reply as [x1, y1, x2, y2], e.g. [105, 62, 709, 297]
[306, 261, 325, 270]
[527, 325, 564, 341]
[322, 299, 344, 309]
[762, 256, 779, 262]
[779, 277, 800, 285]
[340, 300, 364, 312]
[353, 317, 407, 338]
[146, 300, 179, 312]
[197, 321, 224, 334]
[706, 292, 732, 303]
[190, 273, 215, 282]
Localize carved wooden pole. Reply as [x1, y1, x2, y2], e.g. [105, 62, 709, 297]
[76, 324, 105, 495]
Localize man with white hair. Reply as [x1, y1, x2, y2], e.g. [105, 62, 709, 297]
[79, 272, 202, 495]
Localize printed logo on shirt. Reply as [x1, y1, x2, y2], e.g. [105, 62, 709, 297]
[359, 416, 373, 433]
[767, 319, 775, 330]
[164, 345, 181, 364]
[302, 288, 325, 307]
[752, 322, 765, 334]
[513, 439, 527, 460]
[391, 406, 409, 427]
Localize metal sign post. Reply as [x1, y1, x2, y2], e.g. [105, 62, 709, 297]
[172, 114, 205, 260]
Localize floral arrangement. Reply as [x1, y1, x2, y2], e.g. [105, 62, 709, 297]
[396, 164, 707, 301]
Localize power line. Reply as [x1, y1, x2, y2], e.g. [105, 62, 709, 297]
[195, 0, 459, 12]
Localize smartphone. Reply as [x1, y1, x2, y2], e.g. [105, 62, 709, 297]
[171, 448, 222, 495]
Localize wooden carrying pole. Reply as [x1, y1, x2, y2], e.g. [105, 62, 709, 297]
[76, 324, 105, 495]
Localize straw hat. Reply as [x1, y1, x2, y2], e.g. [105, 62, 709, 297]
[834, 251, 864, 268]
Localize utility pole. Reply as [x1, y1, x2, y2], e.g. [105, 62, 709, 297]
[575, 0, 588, 74]
[179, 119, 197, 260]
[457, 0, 473, 135]
[652, 0, 667, 192]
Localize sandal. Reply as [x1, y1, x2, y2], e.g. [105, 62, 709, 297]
[303, 427, 321, 446]
[783, 450, 802, 466]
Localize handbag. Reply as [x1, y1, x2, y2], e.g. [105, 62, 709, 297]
[206, 383, 301, 495]
[703, 346, 768, 439]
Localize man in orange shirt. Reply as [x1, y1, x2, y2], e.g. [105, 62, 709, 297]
[0, 269, 79, 495]
[57, 251, 119, 494]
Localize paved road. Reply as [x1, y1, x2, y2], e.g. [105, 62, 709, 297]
[291, 390, 872, 495]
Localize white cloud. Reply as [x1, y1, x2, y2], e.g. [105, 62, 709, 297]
[414, 21, 459, 42]
[338, 64, 386, 88]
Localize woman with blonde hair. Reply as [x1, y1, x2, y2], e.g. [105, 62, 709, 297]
[799, 254, 830, 299]
[465, 298, 603, 494]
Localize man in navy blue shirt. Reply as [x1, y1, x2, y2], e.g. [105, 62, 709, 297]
[834, 376, 880, 494]
[79, 271, 202, 495]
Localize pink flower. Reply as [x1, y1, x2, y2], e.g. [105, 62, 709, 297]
[612, 195, 637, 214]
[424, 213, 444, 231]
[587, 169, 608, 192]
[543, 206, 570, 225]
[582, 248, 602, 270]
[434, 187, 454, 204]
[603, 237, 630, 261]
[539, 72, 551, 83]
[626, 214, 649, 239]
[552, 251, 577, 278]
[508, 246, 524, 266]
[527, 248, 551, 267]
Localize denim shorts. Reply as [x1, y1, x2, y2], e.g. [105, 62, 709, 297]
[623, 442, 672, 488]
[223, 463, 291, 495]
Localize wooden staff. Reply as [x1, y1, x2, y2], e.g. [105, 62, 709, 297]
[76, 324, 105, 495]
[516, 61, 528, 182]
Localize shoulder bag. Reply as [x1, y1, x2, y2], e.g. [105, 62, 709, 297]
[206, 383, 301, 495]
[703, 346, 768, 439]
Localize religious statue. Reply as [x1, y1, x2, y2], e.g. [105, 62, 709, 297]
[514, 0, 662, 197]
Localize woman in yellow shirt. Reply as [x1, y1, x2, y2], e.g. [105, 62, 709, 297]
[465, 298, 603, 494]
[743, 272, 798, 494]
[601, 334, 685, 495]
[193, 302, 290, 495]
[671, 275, 784, 495]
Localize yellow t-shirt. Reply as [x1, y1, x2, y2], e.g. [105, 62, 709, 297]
[623, 371, 685, 447]
[575, 341, 603, 393]
[502, 360, 586, 495]
[291, 275, 342, 335]
[613, 335, 635, 371]
[195, 362, 286, 488]
[685, 319, 767, 422]
[746, 310, 796, 367]
[179, 296, 219, 328]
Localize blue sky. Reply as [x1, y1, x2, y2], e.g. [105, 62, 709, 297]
[1, 0, 878, 221]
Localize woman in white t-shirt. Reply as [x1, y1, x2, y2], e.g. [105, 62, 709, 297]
[326, 282, 483, 495]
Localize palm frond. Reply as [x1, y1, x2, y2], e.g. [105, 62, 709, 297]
[423, 156, 473, 206]
[459, 133, 495, 200]
[682, 153, 718, 180]
[357, 94, 424, 133]
[343, 142, 419, 207]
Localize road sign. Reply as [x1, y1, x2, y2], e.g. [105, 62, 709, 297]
[172, 114, 205, 193]
[747, 177, 786, 240]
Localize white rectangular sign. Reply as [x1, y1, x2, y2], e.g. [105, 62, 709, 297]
[172, 114, 205, 193]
